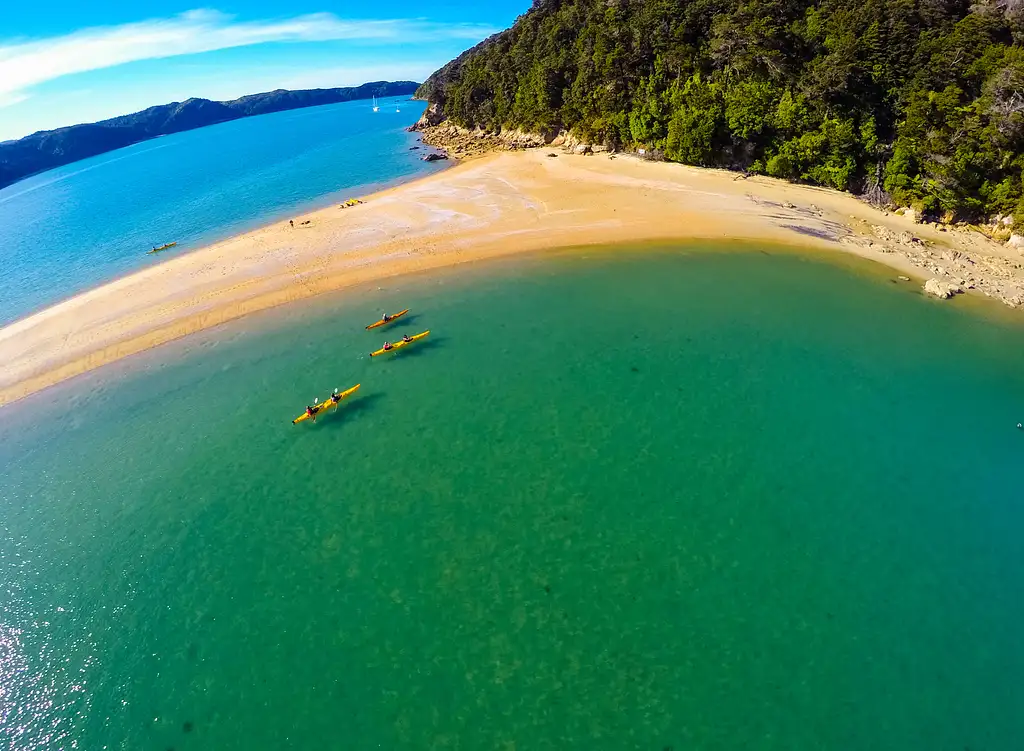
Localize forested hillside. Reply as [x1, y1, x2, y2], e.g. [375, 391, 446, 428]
[417, 0, 1024, 222]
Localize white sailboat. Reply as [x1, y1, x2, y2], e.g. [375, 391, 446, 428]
[372, 96, 379, 113]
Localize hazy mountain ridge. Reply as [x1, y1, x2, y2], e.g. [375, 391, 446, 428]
[0, 81, 420, 190]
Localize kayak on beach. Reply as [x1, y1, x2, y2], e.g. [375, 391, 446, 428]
[292, 383, 361, 424]
[365, 309, 409, 329]
[370, 331, 429, 357]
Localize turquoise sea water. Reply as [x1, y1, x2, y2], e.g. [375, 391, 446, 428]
[1, 248, 1022, 750]
[0, 97, 437, 325]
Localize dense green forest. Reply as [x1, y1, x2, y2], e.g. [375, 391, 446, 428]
[417, 0, 1024, 223]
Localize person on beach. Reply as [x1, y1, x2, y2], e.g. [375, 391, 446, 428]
[289, 220, 294, 228]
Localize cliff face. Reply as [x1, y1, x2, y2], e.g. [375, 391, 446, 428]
[0, 81, 420, 190]
[415, 0, 1024, 224]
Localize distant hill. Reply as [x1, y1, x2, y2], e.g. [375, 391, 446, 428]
[0, 81, 420, 190]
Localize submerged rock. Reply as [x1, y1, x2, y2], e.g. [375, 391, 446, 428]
[923, 278, 963, 299]
[422, 152, 448, 162]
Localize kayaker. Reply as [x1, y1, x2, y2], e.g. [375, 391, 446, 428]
[401, 334, 413, 343]
[330, 389, 342, 404]
[381, 312, 391, 323]
[305, 404, 318, 422]
[382, 341, 393, 351]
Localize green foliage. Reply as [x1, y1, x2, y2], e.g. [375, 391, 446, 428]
[724, 80, 780, 139]
[665, 75, 724, 163]
[418, 0, 1024, 219]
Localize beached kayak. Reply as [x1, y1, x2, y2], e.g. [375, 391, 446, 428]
[370, 331, 430, 357]
[292, 383, 360, 424]
[365, 309, 409, 330]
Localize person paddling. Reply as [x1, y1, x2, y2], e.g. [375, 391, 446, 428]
[381, 312, 392, 323]
[306, 398, 321, 422]
[382, 341, 393, 351]
[401, 334, 413, 343]
[330, 388, 342, 404]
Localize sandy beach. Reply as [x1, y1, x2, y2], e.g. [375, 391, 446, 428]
[2, 148, 1022, 407]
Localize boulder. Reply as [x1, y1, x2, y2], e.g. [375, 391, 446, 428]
[923, 278, 963, 299]
[573, 143, 593, 155]
[422, 152, 448, 162]
[1006, 234, 1024, 250]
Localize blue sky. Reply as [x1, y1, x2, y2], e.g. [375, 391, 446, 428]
[0, 1, 528, 140]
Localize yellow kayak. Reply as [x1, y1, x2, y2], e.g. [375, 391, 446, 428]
[291, 383, 360, 424]
[370, 330, 429, 357]
[148, 241, 177, 254]
[365, 309, 409, 330]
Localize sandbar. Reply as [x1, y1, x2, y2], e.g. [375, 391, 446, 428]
[2, 149, 1022, 407]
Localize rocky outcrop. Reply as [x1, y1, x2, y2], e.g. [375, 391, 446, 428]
[1007, 233, 1024, 251]
[409, 119, 555, 160]
[839, 216, 1024, 308]
[923, 278, 963, 299]
[422, 152, 448, 162]
[410, 116, 614, 161]
[412, 102, 446, 130]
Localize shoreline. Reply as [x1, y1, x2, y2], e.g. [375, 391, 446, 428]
[2, 148, 1022, 408]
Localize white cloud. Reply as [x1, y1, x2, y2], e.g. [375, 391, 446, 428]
[0, 9, 494, 106]
[0, 91, 29, 107]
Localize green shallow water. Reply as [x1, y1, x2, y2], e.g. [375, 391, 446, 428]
[2, 246, 1023, 750]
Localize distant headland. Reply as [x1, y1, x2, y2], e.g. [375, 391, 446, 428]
[0, 80, 420, 190]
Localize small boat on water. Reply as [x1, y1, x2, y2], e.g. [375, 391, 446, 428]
[292, 384, 361, 424]
[370, 330, 429, 357]
[365, 309, 409, 330]
[372, 95, 379, 113]
[148, 242, 177, 254]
